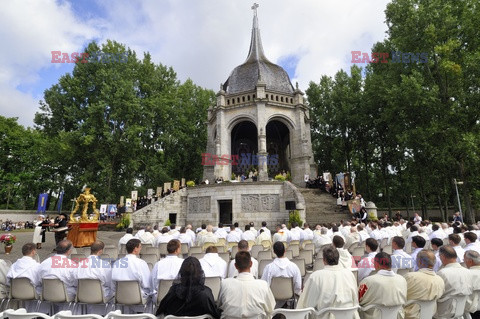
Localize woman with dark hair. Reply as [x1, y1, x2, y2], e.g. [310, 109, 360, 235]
[156, 256, 221, 318]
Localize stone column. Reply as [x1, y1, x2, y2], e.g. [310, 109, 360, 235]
[258, 128, 268, 181]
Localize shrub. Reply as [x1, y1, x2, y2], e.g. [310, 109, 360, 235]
[275, 174, 286, 181]
[288, 210, 303, 228]
[286, 171, 291, 181]
[164, 219, 171, 227]
[186, 181, 195, 187]
[115, 213, 131, 231]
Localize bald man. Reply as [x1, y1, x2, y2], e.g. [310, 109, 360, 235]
[464, 250, 480, 318]
[435, 245, 473, 318]
[404, 250, 445, 319]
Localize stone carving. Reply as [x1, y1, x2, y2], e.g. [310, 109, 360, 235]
[241, 194, 279, 212]
[189, 196, 211, 214]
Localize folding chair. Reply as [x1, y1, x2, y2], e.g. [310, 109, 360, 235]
[42, 278, 75, 315]
[3, 308, 52, 319]
[360, 304, 402, 319]
[270, 277, 296, 308]
[257, 250, 273, 261]
[75, 278, 112, 315]
[157, 279, 174, 306]
[188, 246, 202, 255]
[298, 249, 313, 268]
[140, 253, 160, 265]
[190, 253, 205, 260]
[291, 259, 306, 278]
[231, 246, 239, 258]
[54, 310, 104, 319]
[405, 299, 436, 319]
[436, 294, 468, 319]
[316, 306, 360, 319]
[158, 243, 168, 257]
[250, 245, 264, 259]
[204, 277, 221, 302]
[272, 307, 315, 319]
[105, 310, 157, 319]
[218, 252, 230, 264]
[5, 277, 41, 311]
[258, 259, 273, 278]
[114, 281, 149, 314]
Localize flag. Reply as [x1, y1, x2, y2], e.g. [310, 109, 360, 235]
[57, 191, 64, 212]
[107, 204, 117, 217]
[37, 193, 48, 213]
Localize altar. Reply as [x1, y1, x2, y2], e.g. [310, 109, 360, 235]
[67, 222, 99, 247]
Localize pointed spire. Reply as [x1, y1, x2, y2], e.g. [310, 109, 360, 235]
[245, 3, 269, 63]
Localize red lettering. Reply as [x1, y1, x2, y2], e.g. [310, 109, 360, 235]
[60, 52, 71, 63]
[351, 51, 361, 63]
[202, 153, 213, 165]
[51, 256, 61, 268]
[60, 257, 70, 268]
[371, 52, 379, 63]
[380, 52, 389, 63]
[80, 53, 89, 63]
[219, 155, 230, 165]
[71, 52, 79, 63]
[79, 258, 89, 268]
[51, 51, 61, 63]
[360, 52, 371, 64]
[212, 155, 219, 165]
[231, 155, 239, 166]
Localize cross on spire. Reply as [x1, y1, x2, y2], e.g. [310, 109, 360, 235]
[251, 3, 259, 16]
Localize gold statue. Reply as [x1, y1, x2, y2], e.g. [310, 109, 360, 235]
[70, 187, 100, 222]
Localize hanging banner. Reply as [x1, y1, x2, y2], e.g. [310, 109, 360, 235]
[173, 180, 180, 191]
[107, 204, 117, 217]
[147, 188, 153, 198]
[120, 196, 124, 206]
[100, 204, 108, 215]
[56, 191, 64, 212]
[181, 178, 186, 187]
[126, 198, 132, 208]
[156, 187, 162, 196]
[37, 193, 48, 213]
[131, 191, 138, 201]
[163, 182, 171, 193]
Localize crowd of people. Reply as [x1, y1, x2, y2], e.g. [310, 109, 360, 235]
[1, 217, 480, 318]
[0, 220, 36, 231]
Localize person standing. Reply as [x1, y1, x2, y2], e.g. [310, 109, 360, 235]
[53, 213, 68, 246]
[32, 215, 49, 249]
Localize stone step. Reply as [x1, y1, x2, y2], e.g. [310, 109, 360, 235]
[298, 188, 350, 225]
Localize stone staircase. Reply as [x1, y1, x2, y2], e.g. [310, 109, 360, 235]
[298, 188, 350, 225]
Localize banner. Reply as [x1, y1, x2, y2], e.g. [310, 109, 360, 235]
[156, 187, 162, 196]
[131, 191, 138, 201]
[173, 180, 180, 191]
[107, 204, 117, 217]
[125, 198, 132, 208]
[37, 193, 48, 213]
[163, 182, 171, 193]
[181, 178, 186, 187]
[100, 204, 108, 215]
[56, 191, 64, 212]
[147, 188, 153, 198]
[120, 196, 124, 206]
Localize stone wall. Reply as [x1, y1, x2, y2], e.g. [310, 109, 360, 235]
[0, 210, 68, 223]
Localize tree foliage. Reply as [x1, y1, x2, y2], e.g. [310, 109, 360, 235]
[307, 0, 480, 222]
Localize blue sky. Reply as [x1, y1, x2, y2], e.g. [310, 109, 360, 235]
[0, 0, 388, 127]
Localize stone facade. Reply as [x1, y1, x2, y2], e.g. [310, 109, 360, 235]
[202, 9, 316, 186]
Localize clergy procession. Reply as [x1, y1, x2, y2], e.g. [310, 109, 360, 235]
[0, 218, 479, 318]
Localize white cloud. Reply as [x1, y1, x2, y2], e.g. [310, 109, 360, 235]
[0, 0, 391, 127]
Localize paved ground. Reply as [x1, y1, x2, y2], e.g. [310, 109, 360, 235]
[0, 230, 125, 263]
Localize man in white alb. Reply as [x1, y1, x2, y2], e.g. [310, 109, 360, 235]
[219, 251, 275, 318]
[357, 238, 378, 281]
[297, 245, 358, 318]
[118, 228, 133, 251]
[199, 246, 227, 278]
[448, 233, 465, 263]
[227, 240, 258, 278]
[241, 224, 256, 242]
[332, 235, 355, 269]
[464, 250, 480, 318]
[151, 239, 183, 297]
[464, 232, 480, 254]
[410, 235, 426, 271]
[391, 236, 414, 272]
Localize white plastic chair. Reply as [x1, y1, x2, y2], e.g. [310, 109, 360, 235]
[164, 315, 214, 319]
[105, 310, 157, 319]
[54, 310, 104, 319]
[405, 299, 436, 319]
[435, 294, 468, 319]
[3, 308, 52, 319]
[316, 305, 360, 319]
[360, 304, 402, 319]
[270, 277, 296, 308]
[204, 277, 222, 302]
[272, 307, 315, 319]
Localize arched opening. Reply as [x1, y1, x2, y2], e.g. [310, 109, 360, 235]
[231, 121, 258, 175]
[266, 120, 290, 176]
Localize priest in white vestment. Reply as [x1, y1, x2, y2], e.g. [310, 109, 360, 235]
[410, 235, 426, 271]
[359, 252, 407, 319]
[391, 236, 414, 272]
[435, 245, 473, 318]
[199, 246, 227, 278]
[297, 245, 358, 319]
[464, 250, 480, 316]
[357, 238, 378, 281]
[118, 228, 134, 251]
[332, 235, 356, 269]
[404, 250, 445, 319]
[227, 240, 258, 278]
[219, 251, 275, 319]
[151, 239, 183, 296]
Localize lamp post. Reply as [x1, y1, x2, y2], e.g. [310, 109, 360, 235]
[411, 195, 416, 215]
[453, 178, 464, 223]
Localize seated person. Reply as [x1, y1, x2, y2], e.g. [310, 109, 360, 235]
[156, 257, 221, 318]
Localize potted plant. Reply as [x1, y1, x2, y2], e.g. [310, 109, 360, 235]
[0, 233, 16, 254]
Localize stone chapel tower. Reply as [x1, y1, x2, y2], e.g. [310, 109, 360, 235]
[203, 4, 316, 185]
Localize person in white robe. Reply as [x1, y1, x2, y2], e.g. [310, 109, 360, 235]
[313, 227, 332, 254]
[357, 225, 370, 243]
[406, 225, 419, 244]
[139, 226, 156, 246]
[435, 245, 473, 318]
[404, 250, 445, 319]
[214, 223, 228, 239]
[151, 239, 183, 296]
[226, 225, 241, 243]
[410, 236, 426, 271]
[464, 232, 480, 254]
[155, 228, 174, 247]
[448, 233, 466, 263]
[186, 224, 196, 245]
[38, 240, 78, 301]
[261, 241, 302, 295]
[289, 223, 303, 242]
[357, 238, 378, 282]
[199, 246, 227, 278]
[168, 224, 179, 239]
[257, 222, 272, 237]
[134, 227, 145, 239]
[227, 240, 258, 278]
[272, 225, 289, 243]
[359, 252, 407, 319]
[297, 245, 358, 319]
[391, 236, 414, 272]
[430, 238, 444, 272]
[463, 250, 480, 317]
[178, 227, 193, 248]
[118, 228, 133, 251]
[255, 229, 272, 246]
[332, 235, 356, 269]
[77, 241, 114, 300]
[6, 243, 39, 310]
[241, 225, 256, 242]
[112, 238, 151, 301]
[219, 251, 275, 318]
[198, 225, 218, 248]
[32, 215, 47, 249]
[303, 223, 314, 241]
[430, 224, 447, 240]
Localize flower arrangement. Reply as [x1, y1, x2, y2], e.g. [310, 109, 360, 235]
[0, 234, 17, 246]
